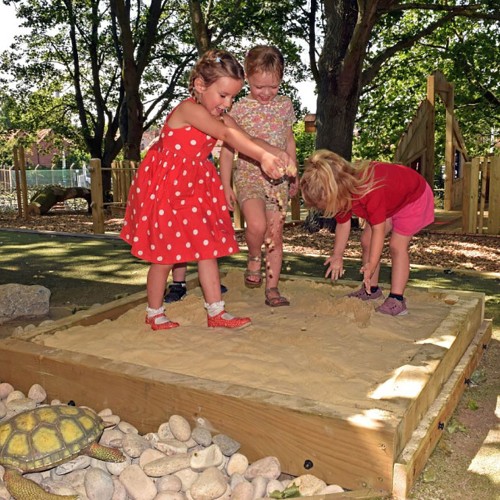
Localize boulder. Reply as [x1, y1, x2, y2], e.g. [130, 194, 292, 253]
[0, 284, 50, 324]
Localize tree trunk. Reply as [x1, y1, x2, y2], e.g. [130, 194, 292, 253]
[315, 0, 381, 160]
[28, 186, 92, 215]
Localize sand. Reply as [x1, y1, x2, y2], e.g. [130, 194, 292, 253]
[33, 270, 466, 417]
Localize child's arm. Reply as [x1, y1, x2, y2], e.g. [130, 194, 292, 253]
[285, 127, 299, 197]
[219, 144, 237, 211]
[324, 219, 351, 280]
[168, 100, 287, 179]
[360, 222, 385, 292]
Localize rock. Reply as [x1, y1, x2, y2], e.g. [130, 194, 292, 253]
[84, 467, 115, 500]
[290, 474, 327, 496]
[231, 480, 253, 500]
[189, 467, 227, 500]
[28, 383, 47, 403]
[0, 382, 14, 400]
[143, 455, 191, 477]
[226, 453, 248, 476]
[0, 284, 50, 324]
[244, 456, 281, 480]
[156, 474, 183, 493]
[190, 444, 224, 471]
[212, 434, 240, 456]
[120, 464, 158, 500]
[251, 476, 268, 498]
[122, 432, 152, 458]
[191, 427, 212, 447]
[174, 468, 199, 492]
[169, 415, 191, 442]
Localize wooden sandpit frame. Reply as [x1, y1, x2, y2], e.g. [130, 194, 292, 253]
[0, 274, 492, 500]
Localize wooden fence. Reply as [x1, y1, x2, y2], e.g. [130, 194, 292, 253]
[89, 158, 301, 234]
[462, 155, 500, 235]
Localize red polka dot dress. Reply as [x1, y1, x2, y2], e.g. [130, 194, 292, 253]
[120, 102, 240, 264]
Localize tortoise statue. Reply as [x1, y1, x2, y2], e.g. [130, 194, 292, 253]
[0, 404, 125, 500]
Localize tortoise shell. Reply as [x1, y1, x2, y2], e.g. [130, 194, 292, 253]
[0, 405, 104, 472]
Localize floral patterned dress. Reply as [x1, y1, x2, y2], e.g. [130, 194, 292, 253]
[230, 95, 295, 211]
[120, 100, 239, 264]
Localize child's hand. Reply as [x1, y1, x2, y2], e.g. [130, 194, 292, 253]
[223, 185, 237, 211]
[325, 255, 344, 280]
[360, 263, 373, 292]
[261, 152, 286, 179]
[289, 176, 299, 198]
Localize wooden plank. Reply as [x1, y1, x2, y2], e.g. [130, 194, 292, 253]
[392, 319, 492, 500]
[0, 338, 396, 491]
[462, 158, 480, 233]
[391, 288, 484, 457]
[424, 75, 436, 190]
[478, 158, 488, 233]
[487, 155, 500, 235]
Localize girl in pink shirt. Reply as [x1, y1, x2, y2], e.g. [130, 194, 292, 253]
[300, 149, 434, 316]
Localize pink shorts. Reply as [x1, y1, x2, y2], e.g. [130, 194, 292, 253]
[391, 184, 434, 236]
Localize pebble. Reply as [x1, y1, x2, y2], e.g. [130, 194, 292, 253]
[169, 415, 192, 442]
[0, 381, 345, 500]
[190, 467, 227, 500]
[191, 427, 212, 447]
[244, 456, 281, 480]
[212, 434, 240, 456]
[27, 383, 47, 403]
[120, 464, 158, 500]
[84, 467, 114, 500]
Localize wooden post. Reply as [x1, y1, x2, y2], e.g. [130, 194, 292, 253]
[12, 146, 23, 218]
[89, 158, 105, 234]
[290, 193, 301, 221]
[424, 75, 436, 191]
[488, 155, 500, 235]
[477, 158, 488, 234]
[462, 158, 479, 233]
[18, 145, 29, 219]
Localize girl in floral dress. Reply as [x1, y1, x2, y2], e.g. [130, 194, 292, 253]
[220, 46, 298, 307]
[120, 49, 290, 331]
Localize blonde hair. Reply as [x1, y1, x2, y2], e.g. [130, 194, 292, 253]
[244, 46, 284, 79]
[188, 49, 244, 97]
[300, 149, 377, 217]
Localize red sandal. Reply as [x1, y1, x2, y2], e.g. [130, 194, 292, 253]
[145, 313, 180, 331]
[207, 311, 251, 329]
[265, 288, 290, 307]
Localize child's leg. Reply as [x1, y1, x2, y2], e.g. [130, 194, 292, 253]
[264, 208, 284, 289]
[147, 263, 173, 309]
[197, 259, 222, 304]
[242, 198, 267, 285]
[198, 259, 251, 329]
[146, 263, 179, 330]
[172, 263, 188, 282]
[388, 232, 412, 295]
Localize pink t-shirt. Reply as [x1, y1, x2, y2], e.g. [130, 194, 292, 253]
[335, 162, 428, 225]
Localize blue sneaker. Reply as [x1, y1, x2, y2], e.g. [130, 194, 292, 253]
[164, 283, 187, 303]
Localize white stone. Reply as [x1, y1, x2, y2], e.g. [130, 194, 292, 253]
[156, 438, 188, 455]
[318, 484, 345, 494]
[290, 474, 327, 496]
[266, 479, 283, 496]
[143, 455, 191, 477]
[28, 383, 47, 403]
[55, 455, 91, 474]
[106, 455, 131, 476]
[122, 433, 152, 458]
[154, 493, 187, 500]
[139, 448, 167, 468]
[158, 422, 174, 441]
[84, 467, 115, 500]
[111, 476, 128, 500]
[189, 467, 227, 500]
[251, 476, 268, 498]
[119, 420, 139, 434]
[101, 428, 125, 446]
[120, 464, 158, 500]
[5, 390, 24, 404]
[174, 468, 199, 492]
[244, 456, 281, 480]
[226, 453, 248, 476]
[230, 480, 254, 500]
[156, 474, 183, 493]
[169, 415, 191, 442]
[190, 444, 223, 472]
[0, 382, 14, 400]
[6, 397, 36, 413]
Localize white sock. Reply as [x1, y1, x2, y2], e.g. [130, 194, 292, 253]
[204, 301, 234, 319]
[146, 306, 172, 325]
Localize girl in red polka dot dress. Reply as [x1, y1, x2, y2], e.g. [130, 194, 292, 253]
[120, 49, 290, 331]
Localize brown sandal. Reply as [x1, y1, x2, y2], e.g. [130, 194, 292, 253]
[265, 288, 290, 307]
[244, 255, 262, 288]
